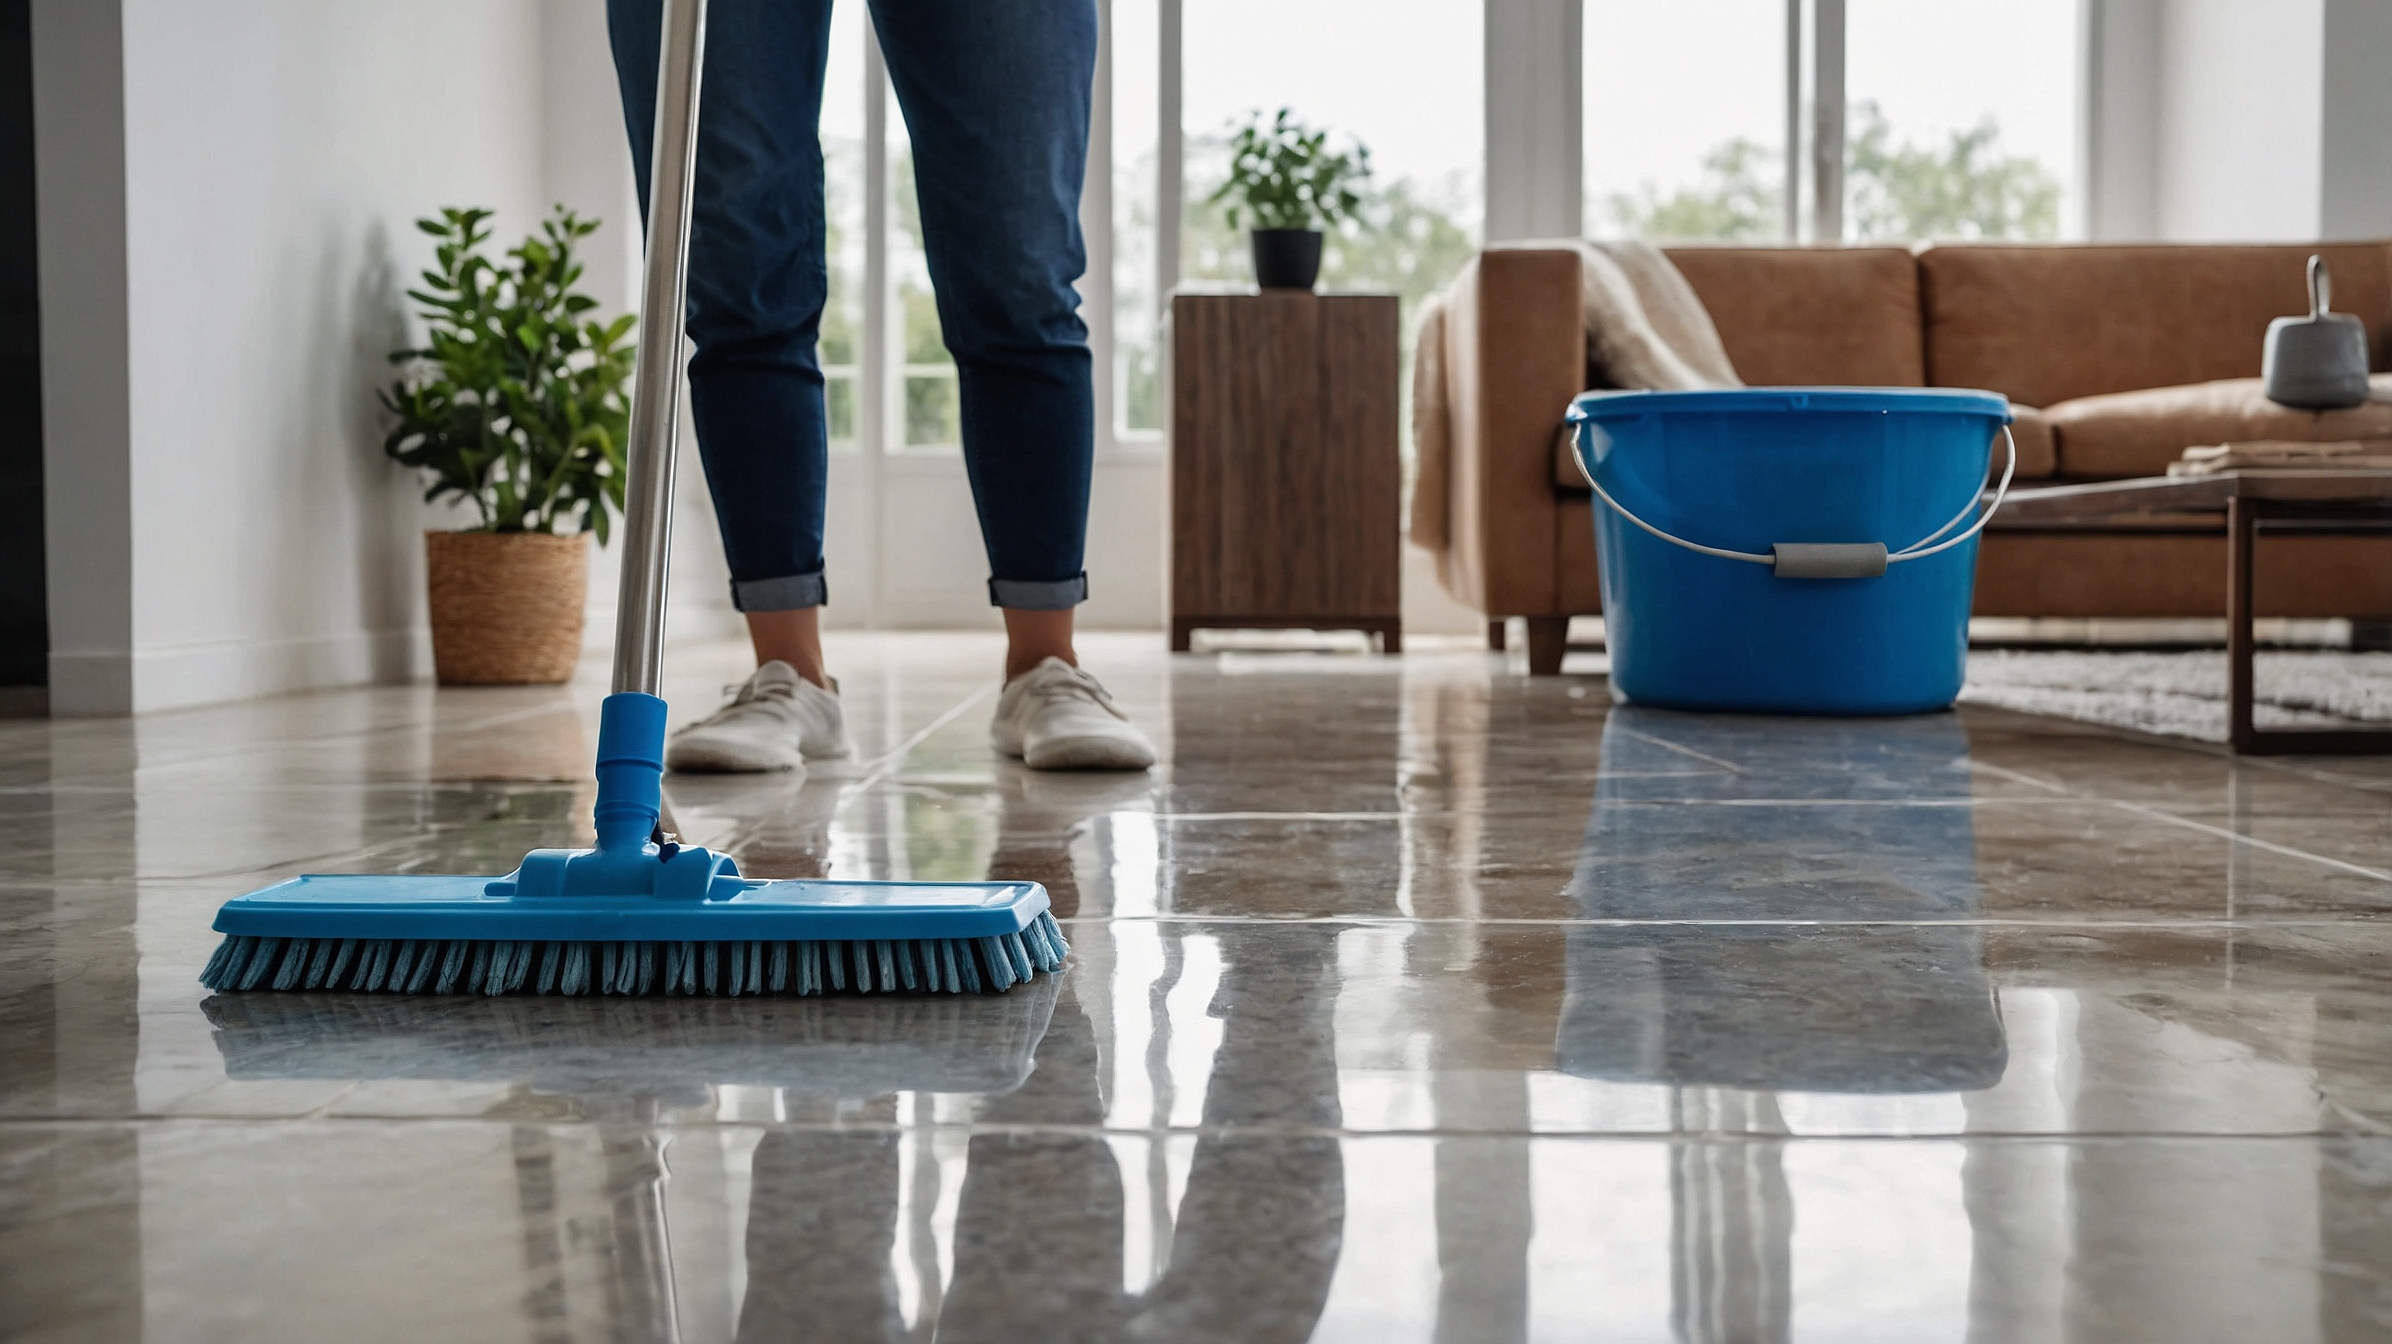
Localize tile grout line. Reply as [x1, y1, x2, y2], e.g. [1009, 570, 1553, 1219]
[831, 682, 1000, 819]
[1602, 725, 1749, 773]
[1973, 706, 2392, 795]
[124, 698, 589, 783]
[2108, 798, 2392, 883]
[1050, 915, 2390, 928]
[1971, 754, 2392, 884]
[4, 1115, 2387, 1143]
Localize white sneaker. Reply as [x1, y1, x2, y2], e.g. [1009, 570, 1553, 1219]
[990, 657, 1156, 771]
[665, 661, 852, 773]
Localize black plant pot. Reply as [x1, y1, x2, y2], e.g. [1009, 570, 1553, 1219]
[1250, 228, 1323, 290]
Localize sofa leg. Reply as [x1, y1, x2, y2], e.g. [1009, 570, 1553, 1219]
[1487, 619, 1507, 652]
[1524, 616, 1567, 675]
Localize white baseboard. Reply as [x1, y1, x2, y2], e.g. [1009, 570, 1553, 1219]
[46, 652, 136, 716]
[52, 627, 433, 716]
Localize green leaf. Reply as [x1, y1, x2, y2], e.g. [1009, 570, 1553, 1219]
[381, 202, 634, 542]
[1212, 108, 1372, 231]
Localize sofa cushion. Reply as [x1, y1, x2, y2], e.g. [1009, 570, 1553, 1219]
[1664, 246, 1925, 386]
[1920, 242, 2392, 408]
[2045, 376, 2392, 479]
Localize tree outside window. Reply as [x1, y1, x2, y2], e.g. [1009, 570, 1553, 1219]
[1602, 102, 2060, 243]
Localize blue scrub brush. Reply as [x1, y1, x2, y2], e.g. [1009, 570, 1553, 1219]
[200, 0, 1066, 998]
[198, 695, 1069, 996]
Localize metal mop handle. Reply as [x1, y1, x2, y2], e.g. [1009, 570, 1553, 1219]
[612, 0, 709, 697]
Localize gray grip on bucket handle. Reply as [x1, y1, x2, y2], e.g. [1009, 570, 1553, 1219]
[1574, 424, 2017, 578]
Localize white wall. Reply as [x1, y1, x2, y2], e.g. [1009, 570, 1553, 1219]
[536, 0, 749, 657]
[122, 1, 550, 713]
[2152, 0, 2322, 241]
[36, 0, 558, 713]
[29, 0, 134, 713]
[1484, 0, 1582, 242]
[2317, 0, 2392, 240]
[2082, 0, 2160, 240]
[34, 0, 712, 712]
[541, 0, 640, 320]
[2086, 0, 2392, 243]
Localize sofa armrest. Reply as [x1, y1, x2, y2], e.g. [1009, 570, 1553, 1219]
[1440, 246, 1587, 615]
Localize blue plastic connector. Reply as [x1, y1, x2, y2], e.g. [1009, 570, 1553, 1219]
[593, 692, 669, 854]
[486, 692, 742, 901]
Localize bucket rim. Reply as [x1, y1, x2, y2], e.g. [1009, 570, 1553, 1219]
[1568, 386, 2011, 422]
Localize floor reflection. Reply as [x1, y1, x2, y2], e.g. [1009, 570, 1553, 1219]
[13, 639, 2392, 1340]
[733, 937, 1343, 1342]
[1568, 707, 2007, 1344]
[1567, 706, 2007, 1093]
[202, 982, 1061, 1111]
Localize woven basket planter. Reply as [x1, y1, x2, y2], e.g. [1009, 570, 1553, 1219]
[424, 530, 589, 685]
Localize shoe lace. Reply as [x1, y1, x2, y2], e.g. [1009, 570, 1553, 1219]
[1026, 666, 1124, 717]
[707, 674, 794, 719]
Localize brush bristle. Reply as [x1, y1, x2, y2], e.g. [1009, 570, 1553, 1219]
[197, 913, 1071, 997]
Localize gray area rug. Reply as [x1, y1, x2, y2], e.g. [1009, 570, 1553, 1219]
[1961, 649, 2392, 743]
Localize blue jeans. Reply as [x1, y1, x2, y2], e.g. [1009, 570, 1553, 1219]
[608, 0, 1098, 611]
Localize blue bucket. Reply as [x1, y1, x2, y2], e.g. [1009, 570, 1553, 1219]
[1568, 387, 2013, 715]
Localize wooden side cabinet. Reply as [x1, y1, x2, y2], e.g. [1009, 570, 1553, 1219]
[1169, 291, 1402, 652]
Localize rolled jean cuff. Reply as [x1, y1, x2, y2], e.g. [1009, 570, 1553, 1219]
[730, 570, 827, 612]
[987, 573, 1088, 610]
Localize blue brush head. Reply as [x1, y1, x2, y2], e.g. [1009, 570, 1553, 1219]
[200, 691, 1068, 996]
[197, 906, 1070, 997]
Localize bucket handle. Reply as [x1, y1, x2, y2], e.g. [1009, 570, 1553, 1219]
[1572, 424, 2017, 578]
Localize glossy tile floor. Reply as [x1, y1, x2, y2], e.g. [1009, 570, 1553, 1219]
[7, 633, 2392, 1343]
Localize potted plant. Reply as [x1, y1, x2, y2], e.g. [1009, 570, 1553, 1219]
[383, 206, 635, 685]
[1209, 108, 1371, 291]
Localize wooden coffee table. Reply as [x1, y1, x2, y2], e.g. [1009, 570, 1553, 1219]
[1994, 471, 2392, 754]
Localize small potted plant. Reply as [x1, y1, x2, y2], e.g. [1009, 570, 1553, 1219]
[1209, 108, 1371, 291]
[383, 206, 635, 685]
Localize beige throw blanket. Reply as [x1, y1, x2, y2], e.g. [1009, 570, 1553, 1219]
[1409, 240, 1741, 554]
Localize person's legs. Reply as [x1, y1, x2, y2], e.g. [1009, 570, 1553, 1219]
[745, 607, 827, 686]
[869, 0, 1098, 678]
[612, 0, 852, 773]
[1000, 609, 1076, 683]
[608, 0, 835, 686]
[874, 0, 1147, 769]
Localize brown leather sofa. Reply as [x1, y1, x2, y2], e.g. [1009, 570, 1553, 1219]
[1428, 241, 2392, 673]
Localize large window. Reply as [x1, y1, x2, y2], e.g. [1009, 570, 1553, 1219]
[1586, 0, 2081, 244]
[1178, 0, 1480, 456]
[889, 120, 959, 451]
[1842, 0, 2079, 241]
[823, 4, 1482, 455]
[820, 2, 865, 453]
[1181, 1, 1481, 310]
[1110, 0, 1163, 435]
[1585, 0, 1788, 242]
[815, 3, 1481, 624]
